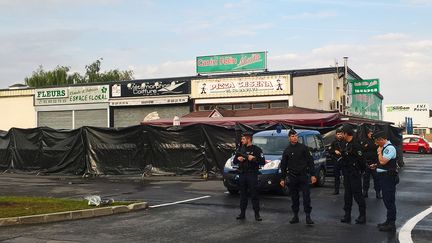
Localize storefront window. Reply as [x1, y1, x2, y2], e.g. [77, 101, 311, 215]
[252, 103, 269, 109]
[234, 103, 251, 110]
[198, 105, 214, 111]
[217, 104, 233, 110]
[270, 101, 288, 108]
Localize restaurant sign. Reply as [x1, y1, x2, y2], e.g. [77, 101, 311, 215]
[191, 75, 290, 98]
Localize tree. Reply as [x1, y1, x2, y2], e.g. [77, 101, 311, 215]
[25, 59, 134, 88]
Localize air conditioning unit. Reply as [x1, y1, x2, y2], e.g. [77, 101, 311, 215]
[330, 100, 337, 110]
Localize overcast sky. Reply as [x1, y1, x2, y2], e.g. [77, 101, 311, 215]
[0, 0, 431, 105]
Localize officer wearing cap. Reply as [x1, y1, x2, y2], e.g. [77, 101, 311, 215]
[280, 129, 317, 225]
[328, 128, 345, 195]
[361, 129, 382, 199]
[233, 131, 265, 221]
[340, 125, 367, 224]
[373, 130, 399, 232]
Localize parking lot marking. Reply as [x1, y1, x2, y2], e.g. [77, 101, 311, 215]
[149, 195, 211, 208]
[399, 205, 432, 243]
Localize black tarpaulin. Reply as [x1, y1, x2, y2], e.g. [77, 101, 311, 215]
[0, 130, 11, 171]
[83, 126, 147, 175]
[0, 122, 403, 176]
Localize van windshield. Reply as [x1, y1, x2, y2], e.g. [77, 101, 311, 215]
[253, 136, 290, 155]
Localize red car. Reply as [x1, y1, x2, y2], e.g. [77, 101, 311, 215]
[402, 136, 431, 154]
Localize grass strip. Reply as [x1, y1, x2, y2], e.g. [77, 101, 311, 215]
[0, 196, 131, 218]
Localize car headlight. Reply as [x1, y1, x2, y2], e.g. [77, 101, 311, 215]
[224, 157, 235, 170]
[262, 160, 281, 170]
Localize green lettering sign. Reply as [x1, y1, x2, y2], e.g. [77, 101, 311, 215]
[351, 79, 380, 94]
[196, 52, 266, 74]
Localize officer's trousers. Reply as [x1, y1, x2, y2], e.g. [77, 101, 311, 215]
[378, 173, 398, 222]
[239, 172, 259, 213]
[363, 167, 381, 193]
[334, 160, 342, 191]
[342, 168, 366, 216]
[288, 174, 312, 214]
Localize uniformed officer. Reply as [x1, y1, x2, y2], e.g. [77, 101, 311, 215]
[280, 129, 317, 225]
[233, 131, 265, 221]
[340, 125, 367, 224]
[361, 129, 382, 199]
[373, 130, 399, 232]
[328, 128, 345, 195]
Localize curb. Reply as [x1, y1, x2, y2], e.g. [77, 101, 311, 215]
[0, 202, 148, 227]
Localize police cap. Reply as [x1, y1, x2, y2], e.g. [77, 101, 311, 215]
[373, 130, 387, 140]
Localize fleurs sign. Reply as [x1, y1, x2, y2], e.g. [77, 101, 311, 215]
[35, 85, 109, 106]
[110, 80, 190, 98]
[196, 52, 266, 74]
[191, 75, 290, 98]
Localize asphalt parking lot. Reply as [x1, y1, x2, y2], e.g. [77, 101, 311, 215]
[0, 153, 431, 243]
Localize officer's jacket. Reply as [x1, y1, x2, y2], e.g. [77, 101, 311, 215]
[328, 139, 345, 160]
[361, 138, 378, 163]
[341, 138, 366, 172]
[280, 142, 315, 178]
[233, 144, 265, 174]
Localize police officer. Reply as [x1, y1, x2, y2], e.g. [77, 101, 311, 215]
[233, 131, 265, 221]
[340, 125, 367, 224]
[361, 129, 382, 199]
[328, 128, 345, 195]
[373, 130, 399, 232]
[280, 129, 317, 225]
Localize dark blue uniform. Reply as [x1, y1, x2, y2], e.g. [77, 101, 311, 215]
[340, 138, 367, 223]
[328, 138, 345, 194]
[377, 141, 398, 231]
[361, 137, 381, 198]
[233, 144, 265, 218]
[280, 142, 315, 215]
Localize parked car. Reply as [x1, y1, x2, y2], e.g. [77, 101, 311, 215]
[402, 135, 431, 154]
[222, 129, 327, 195]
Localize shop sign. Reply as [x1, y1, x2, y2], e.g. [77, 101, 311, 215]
[196, 52, 266, 74]
[110, 80, 190, 98]
[349, 93, 382, 120]
[386, 105, 410, 112]
[35, 85, 109, 106]
[352, 79, 380, 94]
[191, 75, 290, 98]
[110, 97, 188, 106]
[385, 104, 428, 112]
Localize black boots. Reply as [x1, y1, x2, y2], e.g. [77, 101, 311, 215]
[376, 191, 383, 199]
[306, 214, 314, 225]
[355, 215, 366, 224]
[333, 189, 339, 195]
[254, 212, 262, 221]
[236, 211, 262, 221]
[236, 211, 245, 220]
[341, 214, 351, 224]
[378, 221, 396, 232]
[290, 213, 299, 224]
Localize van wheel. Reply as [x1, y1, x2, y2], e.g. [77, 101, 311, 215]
[228, 189, 239, 195]
[419, 147, 426, 154]
[315, 168, 326, 187]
